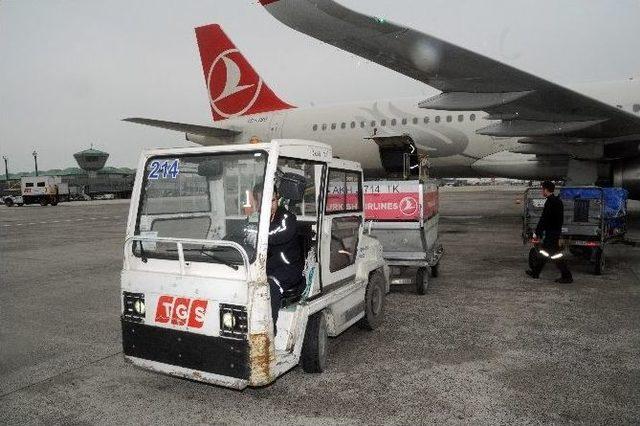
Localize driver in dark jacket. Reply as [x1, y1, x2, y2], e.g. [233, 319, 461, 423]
[265, 188, 304, 334]
[526, 181, 573, 283]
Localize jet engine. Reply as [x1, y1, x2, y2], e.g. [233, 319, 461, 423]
[613, 158, 640, 200]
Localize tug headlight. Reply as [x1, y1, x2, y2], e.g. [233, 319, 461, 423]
[133, 299, 146, 315]
[219, 304, 247, 338]
[123, 292, 145, 322]
[221, 312, 236, 329]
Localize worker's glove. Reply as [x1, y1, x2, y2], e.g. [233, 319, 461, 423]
[532, 233, 537, 240]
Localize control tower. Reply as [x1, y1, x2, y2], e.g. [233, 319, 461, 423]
[73, 145, 109, 175]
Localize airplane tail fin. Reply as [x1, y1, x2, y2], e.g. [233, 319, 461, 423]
[195, 24, 294, 121]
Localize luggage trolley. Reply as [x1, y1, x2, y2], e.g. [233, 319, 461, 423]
[364, 179, 443, 294]
[523, 186, 629, 275]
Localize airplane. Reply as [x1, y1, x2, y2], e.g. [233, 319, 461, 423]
[124, 1, 640, 199]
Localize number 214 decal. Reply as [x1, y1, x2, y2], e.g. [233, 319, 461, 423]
[148, 160, 180, 179]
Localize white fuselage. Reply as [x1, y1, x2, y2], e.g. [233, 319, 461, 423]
[191, 79, 640, 180]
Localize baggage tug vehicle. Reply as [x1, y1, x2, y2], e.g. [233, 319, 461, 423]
[121, 140, 389, 389]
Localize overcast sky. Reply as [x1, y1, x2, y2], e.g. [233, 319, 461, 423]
[1, 0, 639, 172]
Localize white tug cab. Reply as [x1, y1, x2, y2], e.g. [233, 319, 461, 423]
[121, 140, 389, 389]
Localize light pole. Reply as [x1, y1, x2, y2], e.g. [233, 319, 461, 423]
[32, 151, 38, 177]
[2, 156, 8, 181]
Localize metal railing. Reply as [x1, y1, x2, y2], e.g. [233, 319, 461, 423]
[123, 236, 250, 275]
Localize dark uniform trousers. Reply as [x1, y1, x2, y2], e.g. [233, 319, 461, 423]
[266, 206, 303, 334]
[532, 233, 572, 279]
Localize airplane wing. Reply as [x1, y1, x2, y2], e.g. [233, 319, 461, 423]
[261, 0, 640, 156]
[123, 117, 241, 138]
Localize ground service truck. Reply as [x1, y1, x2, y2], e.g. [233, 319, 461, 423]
[121, 140, 390, 389]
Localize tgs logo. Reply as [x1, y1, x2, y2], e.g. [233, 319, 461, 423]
[155, 295, 208, 328]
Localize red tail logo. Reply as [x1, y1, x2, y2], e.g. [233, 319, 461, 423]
[195, 24, 294, 121]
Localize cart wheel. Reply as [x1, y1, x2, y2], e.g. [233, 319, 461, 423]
[594, 248, 605, 275]
[430, 263, 439, 278]
[528, 247, 538, 270]
[301, 312, 328, 373]
[358, 270, 386, 330]
[39, 198, 48, 206]
[416, 267, 428, 295]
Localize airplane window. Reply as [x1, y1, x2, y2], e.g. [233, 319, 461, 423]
[360, 121, 366, 128]
[458, 114, 464, 122]
[331, 123, 336, 130]
[380, 119, 386, 126]
[470, 114, 476, 121]
[402, 118, 407, 125]
[322, 124, 327, 131]
[341, 122, 346, 129]
[371, 121, 376, 127]
[423, 117, 429, 124]
[313, 124, 318, 131]
[446, 115, 452, 122]
[634, 104, 640, 113]
[351, 121, 356, 128]
[435, 116, 441, 123]
[412, 117, 418, 124]
[391, 119, 397, 126]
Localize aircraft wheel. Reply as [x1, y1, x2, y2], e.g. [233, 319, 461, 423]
[301, 312, 328, 373]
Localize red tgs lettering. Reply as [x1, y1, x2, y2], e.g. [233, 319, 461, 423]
[155, 295, 174, 323]
[187, 299, 209, 328]
[171, 297, 191, 326]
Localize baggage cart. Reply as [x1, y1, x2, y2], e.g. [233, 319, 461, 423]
[363, 179, 443, 294]
[523, 186, 629, 275]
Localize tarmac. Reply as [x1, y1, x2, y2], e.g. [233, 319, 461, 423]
[1, 187, 639, 424]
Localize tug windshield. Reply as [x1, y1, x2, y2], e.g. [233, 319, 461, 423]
[134, 151, 267, 264]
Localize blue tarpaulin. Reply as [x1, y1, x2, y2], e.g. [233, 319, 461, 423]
[560, 187, 628, 218]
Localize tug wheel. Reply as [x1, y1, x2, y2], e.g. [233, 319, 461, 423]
[301, 312, 328, 373]
[594, 247, 605, 275]
[416, 267, 428, 295]
[430, 262, 440, 278]
[358, 270, 386, 330]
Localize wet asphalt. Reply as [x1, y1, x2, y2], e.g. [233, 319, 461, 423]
[1, 189, 639, 424]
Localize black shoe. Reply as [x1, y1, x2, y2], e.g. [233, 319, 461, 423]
[555, 277, 573, 284]
[526, 270, 539, 279]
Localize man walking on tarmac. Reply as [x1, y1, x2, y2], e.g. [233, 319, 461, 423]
[526, 181, 574, 283]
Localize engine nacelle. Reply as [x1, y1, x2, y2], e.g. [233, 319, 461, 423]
[613, 158, 640, 200]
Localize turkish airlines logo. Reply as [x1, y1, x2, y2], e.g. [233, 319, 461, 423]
[399, 196, 419, 216]
[155, 295, 208, 328]
[207, 48, 263, 119]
